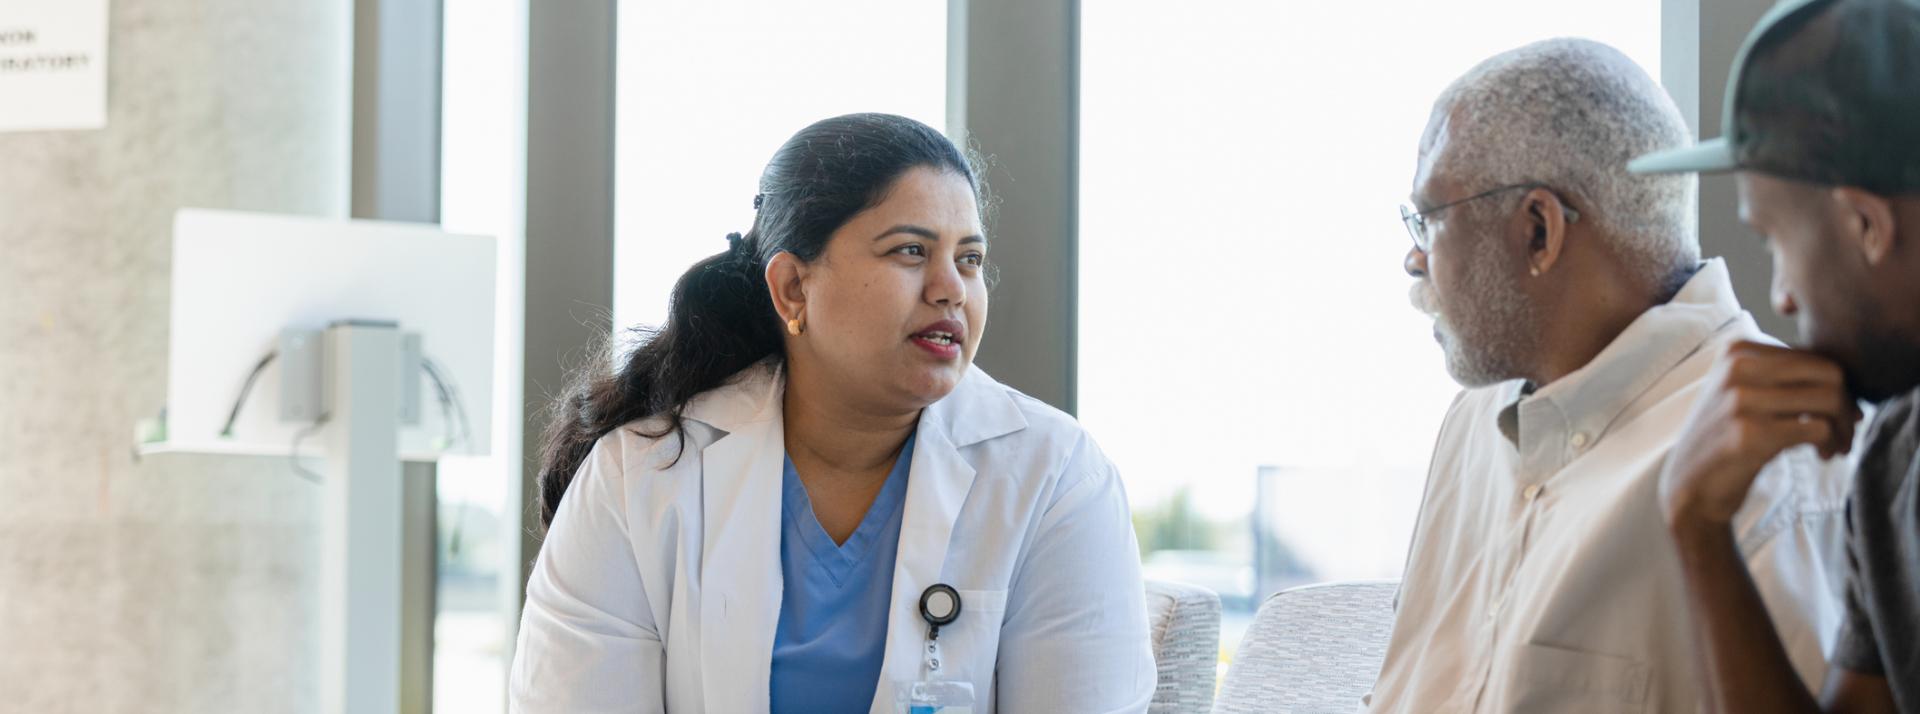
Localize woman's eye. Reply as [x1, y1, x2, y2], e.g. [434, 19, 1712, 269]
[960, 252, 985, 266]
[893, 243, 926, 257]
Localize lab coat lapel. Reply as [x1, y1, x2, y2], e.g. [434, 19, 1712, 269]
[682, 364, 1025, 714]
[870, 407, 978, 714]
[691, 369, 786, 714]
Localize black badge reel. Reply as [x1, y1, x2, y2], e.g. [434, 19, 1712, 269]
[902, 583, 975, 712]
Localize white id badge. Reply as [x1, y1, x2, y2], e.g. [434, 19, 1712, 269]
[903, 589, 975, 714]
[895, 679, 975, 714]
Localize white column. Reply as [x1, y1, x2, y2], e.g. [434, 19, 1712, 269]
[321, 322, 403, 714]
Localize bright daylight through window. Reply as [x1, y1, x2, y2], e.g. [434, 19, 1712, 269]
[1079, 0, 1661, 658]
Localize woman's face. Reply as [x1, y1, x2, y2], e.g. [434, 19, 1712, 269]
[772, 166, 989, 412]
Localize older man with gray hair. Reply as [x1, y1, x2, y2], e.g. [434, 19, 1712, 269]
[1367, 39, 1849, 712]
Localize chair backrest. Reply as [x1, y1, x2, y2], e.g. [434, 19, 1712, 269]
[1211, 580, 1398, 714]
[1145, 579, 1222, 714]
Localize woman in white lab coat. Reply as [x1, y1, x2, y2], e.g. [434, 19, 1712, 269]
[510, 113, 1154, 714]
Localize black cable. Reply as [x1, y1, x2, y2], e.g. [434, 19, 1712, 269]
[228, 351, 480, 509]
[441, 359, 475, 556]
[226, 349, 472, 490]
[221, 350, 279, 438]
[421, 356, 478, 557]
[289, 412, 329, 484]
[420, 358, 466, 555]
[420, 358, 459, 449]
[220, 349, 320, 485]
[423, 357, 475, 453]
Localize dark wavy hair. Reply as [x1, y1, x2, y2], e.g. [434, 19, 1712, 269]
[535, 113, 984, 529]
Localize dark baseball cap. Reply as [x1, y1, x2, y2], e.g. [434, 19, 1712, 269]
[1630, 0, 1920, 194]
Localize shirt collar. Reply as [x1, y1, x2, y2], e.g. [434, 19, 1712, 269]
[1495, 258, 1746, 463]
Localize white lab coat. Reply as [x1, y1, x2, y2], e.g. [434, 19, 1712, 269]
[509, 361, 1155, 714]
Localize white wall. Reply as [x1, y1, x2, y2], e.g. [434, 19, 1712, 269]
[0, 0, 349, 709]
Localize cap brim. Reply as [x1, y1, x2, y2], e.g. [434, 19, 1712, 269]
[1628, 137, 1738, 175]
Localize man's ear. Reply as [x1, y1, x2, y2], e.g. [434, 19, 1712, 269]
[1520, 188, 1572, 276]
[1832, 186, 1899, 266]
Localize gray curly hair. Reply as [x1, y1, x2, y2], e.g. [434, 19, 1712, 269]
[1426, 38, 1699, 282]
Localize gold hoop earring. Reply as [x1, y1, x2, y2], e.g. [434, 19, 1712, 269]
[787, 318, 803, 336]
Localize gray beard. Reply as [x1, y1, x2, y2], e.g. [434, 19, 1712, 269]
[1434, 243, 1538, 388]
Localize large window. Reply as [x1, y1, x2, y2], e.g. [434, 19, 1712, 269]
[1079, 1, 1661, 657]
[437, 1, 525, 712]
[613, 1, 948, 332]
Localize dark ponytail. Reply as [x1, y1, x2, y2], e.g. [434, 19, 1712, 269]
[535, 113, 983, 529]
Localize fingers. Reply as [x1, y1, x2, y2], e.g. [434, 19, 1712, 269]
[1723, 341, 1848, 389]
[1730, 385, 1858, 423]
[1747, 411, 1856, 461]
[1664, 343, 1858, 528]
[1731, 413, 1834, 460]
[1778, 413, 1849, 460]
[1718, 342, 1860, 459]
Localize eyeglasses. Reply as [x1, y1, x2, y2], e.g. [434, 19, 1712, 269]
[1399, 183, 1581, 253]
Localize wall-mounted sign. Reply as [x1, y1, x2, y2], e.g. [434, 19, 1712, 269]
[0, 0, 107, 132]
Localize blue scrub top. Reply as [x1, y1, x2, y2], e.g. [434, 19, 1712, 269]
[769, 433, 916, 714]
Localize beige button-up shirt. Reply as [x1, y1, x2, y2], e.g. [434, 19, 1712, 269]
[1368, 260, 1849, 713]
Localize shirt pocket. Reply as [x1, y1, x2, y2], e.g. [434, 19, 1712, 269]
[933, 589, 1008, 697]
[956, 588, 1010, 624]
[1507, 642, 1651, 714]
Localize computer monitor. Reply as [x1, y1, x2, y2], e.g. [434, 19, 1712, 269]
[165, 208, 495, 459]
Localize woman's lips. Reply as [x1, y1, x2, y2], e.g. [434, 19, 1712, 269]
[910, 332, 962, 360]
[910, 319, 965, 360]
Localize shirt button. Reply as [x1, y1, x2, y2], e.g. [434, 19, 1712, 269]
[1523, 484, 1543, 502]
[1571, 432, 1590, 449]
